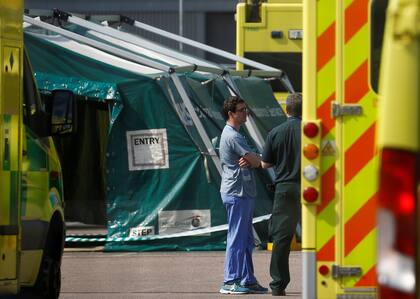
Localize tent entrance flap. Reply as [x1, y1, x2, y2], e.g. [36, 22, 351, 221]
[53, 100, 109, 225]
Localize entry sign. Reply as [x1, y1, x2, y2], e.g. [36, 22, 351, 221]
[127, 129, 169, 171]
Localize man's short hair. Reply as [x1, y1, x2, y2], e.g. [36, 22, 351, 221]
[222, 95, 245, 120]
[285, 93, 302, 117]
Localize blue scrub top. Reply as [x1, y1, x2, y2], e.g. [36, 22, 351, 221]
[219, 124, 256, 198]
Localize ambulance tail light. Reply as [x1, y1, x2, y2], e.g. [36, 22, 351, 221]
[303, 144, 319, 160]
[303, 187, 318, 203]
[303, 122, 319, 138]
[377, 149, 417, 298]
[318, 265, 329, 276]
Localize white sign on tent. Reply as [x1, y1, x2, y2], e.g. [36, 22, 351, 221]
[126, 129, 169, 171]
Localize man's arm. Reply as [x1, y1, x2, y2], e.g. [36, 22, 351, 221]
[241, 152, 262, 168]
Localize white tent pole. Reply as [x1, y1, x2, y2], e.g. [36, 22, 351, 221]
[129, 18, 280, 72]
[27, 11, 285, 78]
[70, 12, 280, 72]
[179, 0, 183, 51]
[23, 15, 171, 72]
[170, 73, 223, 175]
[64, 14, 222, 72]
[24, 10, 291, 83]
[69, 15, 283, 77]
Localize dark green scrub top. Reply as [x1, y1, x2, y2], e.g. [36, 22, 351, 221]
[262, 117, 301, 184]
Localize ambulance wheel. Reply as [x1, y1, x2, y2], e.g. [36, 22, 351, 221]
[35, 256, 61, 299]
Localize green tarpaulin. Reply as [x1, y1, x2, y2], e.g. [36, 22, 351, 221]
[25, 30, 287, 251]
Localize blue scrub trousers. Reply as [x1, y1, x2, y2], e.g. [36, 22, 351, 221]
[221, 194, 257, 286]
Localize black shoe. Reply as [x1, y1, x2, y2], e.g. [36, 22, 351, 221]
[272, 289, 286, 296]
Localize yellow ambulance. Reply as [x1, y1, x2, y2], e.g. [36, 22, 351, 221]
[236, 0, 302, 103]
[239, 0, 418, 298]
[376, 0, 418, 297]
[0, 0, 74, 297]
[300, 0, 399, 298]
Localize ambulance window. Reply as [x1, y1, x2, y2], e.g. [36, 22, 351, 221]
[243, 52, 302, 93]
[23, 51, 48, 137]
[371, 0, 388, 93]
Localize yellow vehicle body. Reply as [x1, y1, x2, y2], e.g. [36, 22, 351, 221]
[237, 0, 384, 296]
[0, 0, 66, 297]
[236, 0, 302, 103]
[378, 1, 419, 152]
[301, 0, 388, 298]
[376, 0, 419, 297]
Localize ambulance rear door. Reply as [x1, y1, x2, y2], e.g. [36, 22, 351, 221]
[334, 0, 384, 296]
[0, 0, 23, 294]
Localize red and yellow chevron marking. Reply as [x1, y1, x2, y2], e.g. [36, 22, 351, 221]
[344, 0, 368, 43]
[315, 0, 337, 266]
[317, 23, 335, 72]
[313, 0, 378, 292]
[342, 0, 378, 288]
[345, 123, 376, 184]
[317, 92, 335, 139]
[317, 235, 335, 261]
[344, 60, 369, 104]
[344, 193, 377, 256]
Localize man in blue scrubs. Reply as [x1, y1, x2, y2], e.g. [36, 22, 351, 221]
[219, 95, 268, 295]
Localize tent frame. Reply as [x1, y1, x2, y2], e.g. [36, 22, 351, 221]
[24, 14, 223, 176]
[23, 11, 288, 244]
[25, 9, 295, 88]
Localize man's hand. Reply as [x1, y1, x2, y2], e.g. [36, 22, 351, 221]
[241, 152, 262, 168]
[238, 156, 251, 168]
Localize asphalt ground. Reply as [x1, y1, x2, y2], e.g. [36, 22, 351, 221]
[60, 250, 302, 299]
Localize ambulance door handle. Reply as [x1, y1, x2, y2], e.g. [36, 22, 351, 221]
[3, 137, 10, 165]
[331, 102, 363, 118]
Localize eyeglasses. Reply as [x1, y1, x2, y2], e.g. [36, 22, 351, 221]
[235, 107, 248, 113]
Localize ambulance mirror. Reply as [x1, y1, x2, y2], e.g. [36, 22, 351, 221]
[50, 89, 77, 135]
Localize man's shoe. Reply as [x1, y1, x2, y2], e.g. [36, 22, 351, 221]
[219, 282, 250, 294]
[272, 288, 286, 296]
[246, 282, 269, 294]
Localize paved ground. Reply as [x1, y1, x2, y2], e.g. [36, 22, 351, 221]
[60, 250, 302, 298]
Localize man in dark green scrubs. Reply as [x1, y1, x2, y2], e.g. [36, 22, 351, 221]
[261, 93, 302, 296]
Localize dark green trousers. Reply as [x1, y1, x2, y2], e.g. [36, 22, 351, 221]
[269, 183, 301, 292]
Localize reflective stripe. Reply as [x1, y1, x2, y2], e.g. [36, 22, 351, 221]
[344, 0, 368, 43]
[317, 93, 335, 138]
[317, 22, 335, 72]
[344, 194, 377, 256]
[66, 214, 271, 243]
[316, 236, 335, 261]
[344, 60, 369, 104]
[341, 0, 377, 290]
[315, 0, 337, 268]
[312, 0, 377, 295]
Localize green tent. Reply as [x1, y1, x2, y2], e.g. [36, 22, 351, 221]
[25, 29, 286, 251]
